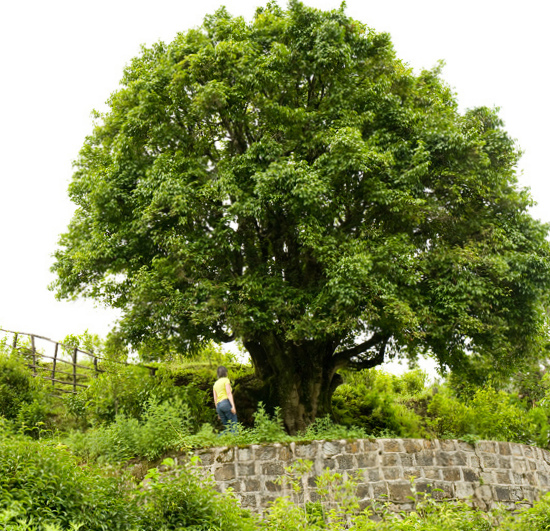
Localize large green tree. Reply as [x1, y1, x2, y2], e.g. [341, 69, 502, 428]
[52, 1, 550, 432]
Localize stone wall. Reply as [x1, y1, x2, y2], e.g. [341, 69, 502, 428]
[193, 438, 550, 513]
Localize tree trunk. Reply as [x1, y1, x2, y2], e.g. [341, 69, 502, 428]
[243, 335, 342, 434]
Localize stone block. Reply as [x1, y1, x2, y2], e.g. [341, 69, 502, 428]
[401, 454, 415, 467]
[495, 471, 512, 484]
[413, 479, 432, 494]
[388, 481, 413, 500]
[521, 486, 538, 503]
[345, 440, 360, 454]
[513, 458, 529, 474]
[480, 471, 494, 484]
[382, 467, 403, 480]
[480, 454, 499, 469]
[243, 478, 261, 492]
[462, 468, 479, 483]
[475, 485, 493, 502]
[529, 460, 538, 471]
[238, 462, 256, 476]
[523, 446, 535, 459]
[356, 452, 378, 468]
[370, 481, 389, 499]
[363, 468, 381, 482]
[416, 451, 436, 467]
[278, 446, 292, 461]
[265, 480, 283, 492]
[498, 456, 512, 469]
[363, 439, 380, 452]
[439, 440, 456, 451]
[238, 447, 253, 461]
[403, 467, 422, 481]
[262, 462, 285, 476]
[403, 439, 424, 453]
[295, 442, 317, 459]
[336, 454, 356, 470]
[321, 458, 337, 470]
[441, 467, 461, 482]
[214, 464, 236, 481]
[382, 453, 401, 467]
[194, 450, 214, 466]
[239, 494, 258, 508]
[498, 442, 512, 455]
[469, 455, 481, 468]
[476, 441, 496, 453]
[356, 483, 370, 499]
[256, 446, 276, 460]
[216, 447, 235, 463]
[422, 467, 441, 480]
[432, 481, 454, 499]
[383, 439, 402, 452]
[456, 440, 475, 452]
[510, 443, 524, 457]
[437, 451, 467, 467]
[323, 441, 342, 458]
[494, 486, 524, 502]
[455, 481, 475, 499]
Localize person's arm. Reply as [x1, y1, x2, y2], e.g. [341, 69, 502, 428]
[225, 381, 236, 414]
[213, 388, 220, 419]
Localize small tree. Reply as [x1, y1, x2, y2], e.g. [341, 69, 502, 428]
[52, 1, 550, 432]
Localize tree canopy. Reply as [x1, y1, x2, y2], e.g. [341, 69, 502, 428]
[52, 1, 550, 432]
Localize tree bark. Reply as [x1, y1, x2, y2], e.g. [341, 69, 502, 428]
[244, 335, 345, 434]
[243, 332, 389, 434]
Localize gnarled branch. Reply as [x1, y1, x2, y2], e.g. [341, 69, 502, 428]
[332, 333, 389, 370]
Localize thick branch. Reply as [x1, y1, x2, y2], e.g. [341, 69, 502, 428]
[347, 337, 389, 370]
[332, 333, 387, 370]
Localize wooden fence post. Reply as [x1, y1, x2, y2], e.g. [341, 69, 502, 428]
[51, 343, 58, 389]
[31, 335, 37, 375]
[72, 347, 78, 394]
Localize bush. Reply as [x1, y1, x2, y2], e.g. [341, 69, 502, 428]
[0, 425, 257, 530]
[0, 347, 51, 436]
[332, 369, 427, 438]
[65, 394, 194, 463]
[0, 426, 138, 530]
[140, 458, 256, 530]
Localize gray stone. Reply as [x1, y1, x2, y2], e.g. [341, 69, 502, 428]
[336, 454, 356, 470]
[381, 453, 400, 467]
[238, 462, 256, 476]
[356, 452, 378, 468]
[261, 462, 285, 476]
[323, 441, 341, 458]
[388, 481, 413, 500]
[214, 464, 236, 481]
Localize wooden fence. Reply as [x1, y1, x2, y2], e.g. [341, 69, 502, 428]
[0, 328, 150, 395]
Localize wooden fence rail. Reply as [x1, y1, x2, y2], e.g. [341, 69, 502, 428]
[0, 328, 153, 395]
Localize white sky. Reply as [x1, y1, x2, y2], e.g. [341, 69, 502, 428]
[1, 0, 549, 371]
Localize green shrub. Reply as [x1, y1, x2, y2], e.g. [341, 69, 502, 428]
[0, 427, 138, 530]
[0, 348, 51, 436]
[140, 458, 256, 530]
[332, 369, 426, 438]
[65, 394, 193, 463]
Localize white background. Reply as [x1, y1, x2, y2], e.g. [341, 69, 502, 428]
[1, 0, 548, 373]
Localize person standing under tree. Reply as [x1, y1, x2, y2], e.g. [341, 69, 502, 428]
[213, 366, 238, 431]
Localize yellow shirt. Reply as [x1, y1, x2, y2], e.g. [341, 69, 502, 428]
[213, 377, 230, 404]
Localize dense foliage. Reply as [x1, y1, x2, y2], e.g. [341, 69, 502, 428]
[2, 341, 550, 530]
[51, 1, 550, 431]
[2, 421, 550, 530]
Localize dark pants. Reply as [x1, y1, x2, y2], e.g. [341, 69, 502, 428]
[216, 399, 238, 432]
